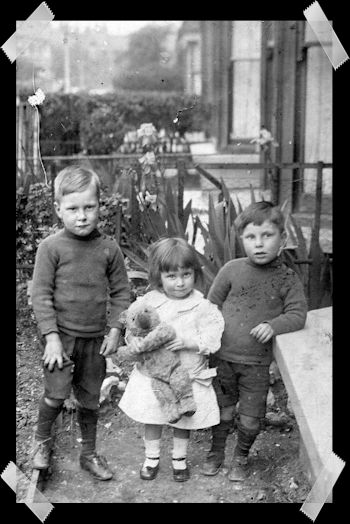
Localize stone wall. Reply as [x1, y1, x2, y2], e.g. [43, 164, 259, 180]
[273, 307, 332, 500]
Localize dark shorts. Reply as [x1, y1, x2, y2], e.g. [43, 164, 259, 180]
[211, 356, 270, 419]
[43, 332, 106, 410]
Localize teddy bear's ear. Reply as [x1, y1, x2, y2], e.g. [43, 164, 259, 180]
[118, 310, 128, 325]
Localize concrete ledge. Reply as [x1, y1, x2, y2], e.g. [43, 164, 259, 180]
[273, 307, 332, 497]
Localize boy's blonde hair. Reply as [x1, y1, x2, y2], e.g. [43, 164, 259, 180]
[54, 165, 100, 203]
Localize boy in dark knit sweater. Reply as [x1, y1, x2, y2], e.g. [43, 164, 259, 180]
[31, 165, 130, 480]
[201, 201, 307, 481]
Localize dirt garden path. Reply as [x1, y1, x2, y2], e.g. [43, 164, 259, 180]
[16, 287, 310, 504]
[39, 406, 309, 504]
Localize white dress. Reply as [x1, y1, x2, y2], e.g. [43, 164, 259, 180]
[118, 289, 225, 429]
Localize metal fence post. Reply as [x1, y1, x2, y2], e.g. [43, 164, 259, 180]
[177, 159, 185, 227]
[114, 202, 122, 244]
[270, 163, 280, 205]
[50, 162, 57, 225]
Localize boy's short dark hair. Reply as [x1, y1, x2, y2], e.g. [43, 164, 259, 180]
[148, 237, 203, 289]
[54, 165, 100, 203]
[235, 201, 286, 235]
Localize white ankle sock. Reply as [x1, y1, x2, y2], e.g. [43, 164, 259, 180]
[172, 437, 189, 470]
[144, 457, 159, 468]
[143, 438, 160, 468]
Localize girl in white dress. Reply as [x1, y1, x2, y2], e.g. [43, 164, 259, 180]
[118, 237, 224, 482]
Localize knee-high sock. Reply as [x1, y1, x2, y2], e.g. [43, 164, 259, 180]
[143, 438, 160, 468]
[77, 407, 99, 457]
[235, 421, 260, 457]
[172, 436, 189, 470]
[210, 419, 232, 454]
[35, 397, 63, 442]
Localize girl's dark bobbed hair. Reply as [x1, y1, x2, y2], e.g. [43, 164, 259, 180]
[148, 237, 203, 289]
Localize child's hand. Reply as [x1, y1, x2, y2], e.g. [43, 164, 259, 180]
[164, 337, 199, 352]
[164, 338, 185, 352]
[250, 322, 274, 343]
[100, 328, 121, 357]
[124, 337, 143, 355]
[43, 333, 69, 371]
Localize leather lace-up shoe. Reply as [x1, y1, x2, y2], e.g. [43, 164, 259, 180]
[80, 453, 113, 480]
[227, 455, 249, 482]
[200, 451, 224, 476]
[32, 440, 51, 470]
[140, 461, 159, 480]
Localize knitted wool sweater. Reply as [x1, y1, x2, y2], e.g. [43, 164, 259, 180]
[32, 228, 130, 337]
[207, 256, 307, 366]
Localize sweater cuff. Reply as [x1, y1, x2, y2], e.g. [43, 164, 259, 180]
[267, 319, 283, 336]
[107, 320, 123, 330]
[38, 321, 59, 336]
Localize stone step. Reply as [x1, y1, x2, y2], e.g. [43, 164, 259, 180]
[292, 212, 332, 229]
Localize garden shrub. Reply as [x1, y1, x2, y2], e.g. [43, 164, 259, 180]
[38, 93, 87, 156]
[20, 91, 212, 156]
[78, 91, 212, 155]
[16, 183, 57, 266]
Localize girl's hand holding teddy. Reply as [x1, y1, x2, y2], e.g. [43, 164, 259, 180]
[125, 337, 143, 354]
[164, 337, 199, 353]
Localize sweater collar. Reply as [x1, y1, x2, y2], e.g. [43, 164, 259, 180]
[245, 255, 283, 270]
[62, 228, 101, 241]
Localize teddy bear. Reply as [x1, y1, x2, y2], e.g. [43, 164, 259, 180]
[117, 302, 197, 424]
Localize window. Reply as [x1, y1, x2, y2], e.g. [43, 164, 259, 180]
[185, 40, 201, 96]
[303, 23, 332, 195]
[230, 21, 262, 142]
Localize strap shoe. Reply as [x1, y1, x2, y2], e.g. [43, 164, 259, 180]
[173, 457, 190, 482]
[140, 460, 159, 480]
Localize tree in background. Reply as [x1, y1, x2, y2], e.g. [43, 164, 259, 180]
[16, 23, 128, 96]
[16, 58, 45, 93]
[113, 24, 183, 92]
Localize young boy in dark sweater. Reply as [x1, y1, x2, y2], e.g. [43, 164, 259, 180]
[202, 201, 307, 481]
[31, 165, 130, 480]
